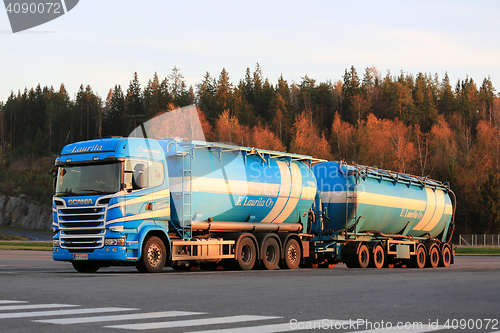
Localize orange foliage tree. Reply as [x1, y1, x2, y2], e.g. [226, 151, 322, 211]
[250, 123, 285, 152]
[290, 111, 331, 160]
[356, 114, 416, 173]
[330, 112, 355, 162]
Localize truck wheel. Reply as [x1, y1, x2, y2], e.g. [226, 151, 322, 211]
[72, 261, 100, 273]
[428, 246, 440, 268]
[281, 238, 301, 269]
[357, 244, 370, 268]
[371, 245, 385, 269]
[136, 236, 166, 273]
[439, 245, 452, 267]
[236, 237, 256, 270]
[411, 245, 426, 268]
[261, 237, 280, 270]
[343, 254, 358, 268]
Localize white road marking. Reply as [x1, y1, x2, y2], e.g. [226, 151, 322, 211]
[191, 319, 351, 332]
[0, 300, 28, 304]
[0, 303, 76, 311]
[105, 315, 281, 330]
[35, 311, 205, 324]
[0, 307, 135, 319]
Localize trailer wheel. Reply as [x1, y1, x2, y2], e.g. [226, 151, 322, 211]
[72, 261, 100, 273]
[439, 245, 452, 267]
[261, 237, 280, 270]
[236, 237, 256, 270]
[371, 245, 385, 269]
[357, 244, 370, 268]
[136, 236, 166, 273]
[281, 238, 301, 269]
[428, 246, 440, 268]
[411, 245, 426, 268]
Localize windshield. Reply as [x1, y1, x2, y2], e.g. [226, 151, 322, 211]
[55, 163, 121, 196]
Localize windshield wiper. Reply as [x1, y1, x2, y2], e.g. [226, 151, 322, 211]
[79, 189, 113, 194]
[56, 189, 77, 196]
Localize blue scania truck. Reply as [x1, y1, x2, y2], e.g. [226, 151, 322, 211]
[51, 137, 455, 272]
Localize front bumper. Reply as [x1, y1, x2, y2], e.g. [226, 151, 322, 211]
[53, 246, 129, 261]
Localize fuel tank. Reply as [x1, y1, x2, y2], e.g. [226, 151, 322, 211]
[312, 162, 454, 240]
[159, 139, 317, 230]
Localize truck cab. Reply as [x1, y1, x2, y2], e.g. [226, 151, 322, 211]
[52, 137, 171, 272]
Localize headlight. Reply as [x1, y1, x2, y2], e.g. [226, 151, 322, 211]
[53, 240, 60, 247]
[104, 238, 125, 246]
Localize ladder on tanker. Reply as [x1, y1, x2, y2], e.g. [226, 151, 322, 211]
[345, 164, 359, 237]
[180, 153, 193, 240]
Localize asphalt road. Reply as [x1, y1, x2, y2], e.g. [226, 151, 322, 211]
[0, 229, 53, 241]
[0, 251, 499, 333]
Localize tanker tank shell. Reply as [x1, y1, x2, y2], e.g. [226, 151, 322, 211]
[312, 162, 454, 240]
[159, 140, 317, 228]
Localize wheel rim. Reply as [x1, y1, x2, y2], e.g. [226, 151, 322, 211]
[417, 247, 425, 267]
[287, 244, 298, 263]
[358, 245, 369, 268]
[374, 247, 384, 267]
[443, 247, 451, 266]
[241, 244, 252, 263]
[147, 243, 162, 267]
[266, 244, 276, 263]
[431, 248, 439, 267]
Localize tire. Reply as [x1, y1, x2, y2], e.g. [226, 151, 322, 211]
[357, 244, 370, 268]
[371, 245, 385, 269]
[343, 254, 358, 268]
[428, 245, 440, 268]
[261, 237, 280, 270]
[136, 236, 167, 273]
[236, 237, 256, 270]
[280, 238, 301, 269]
[411, 245, 426, 269]
[72, 261, 100, 273]
[439, 245, 452, 267]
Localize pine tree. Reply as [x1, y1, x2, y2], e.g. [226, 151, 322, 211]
[479, 172, 500, 233]
[125, 72, 144, 134]
[196, 71, 217, 122]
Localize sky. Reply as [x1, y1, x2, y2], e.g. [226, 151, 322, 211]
[1, 0, 500, 102]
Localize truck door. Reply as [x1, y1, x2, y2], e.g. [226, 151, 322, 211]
[123, 160, 154, 226]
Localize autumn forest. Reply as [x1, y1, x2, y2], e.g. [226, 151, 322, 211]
[0, 64, 499, 235]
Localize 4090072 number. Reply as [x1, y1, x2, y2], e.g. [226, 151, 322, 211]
[5, 2, 62, 14]
[444, 319, 498, 330]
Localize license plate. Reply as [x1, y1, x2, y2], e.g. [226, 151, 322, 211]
[73, 254, 88, 260]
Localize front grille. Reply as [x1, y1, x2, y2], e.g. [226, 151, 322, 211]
[58, 202, 108, 250]
[60, 214, 103, 221]
[60, 208, 104, 214]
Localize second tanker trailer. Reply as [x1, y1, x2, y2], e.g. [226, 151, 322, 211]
[51, 137, 455, 272]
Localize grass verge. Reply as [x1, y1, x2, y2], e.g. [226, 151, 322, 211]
[0, 233, 29, 241]
[0, 241, 52, 251]
[455, 247, 500, 255]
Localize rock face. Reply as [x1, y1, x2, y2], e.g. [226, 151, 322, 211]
[0, 195, 52, 230]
